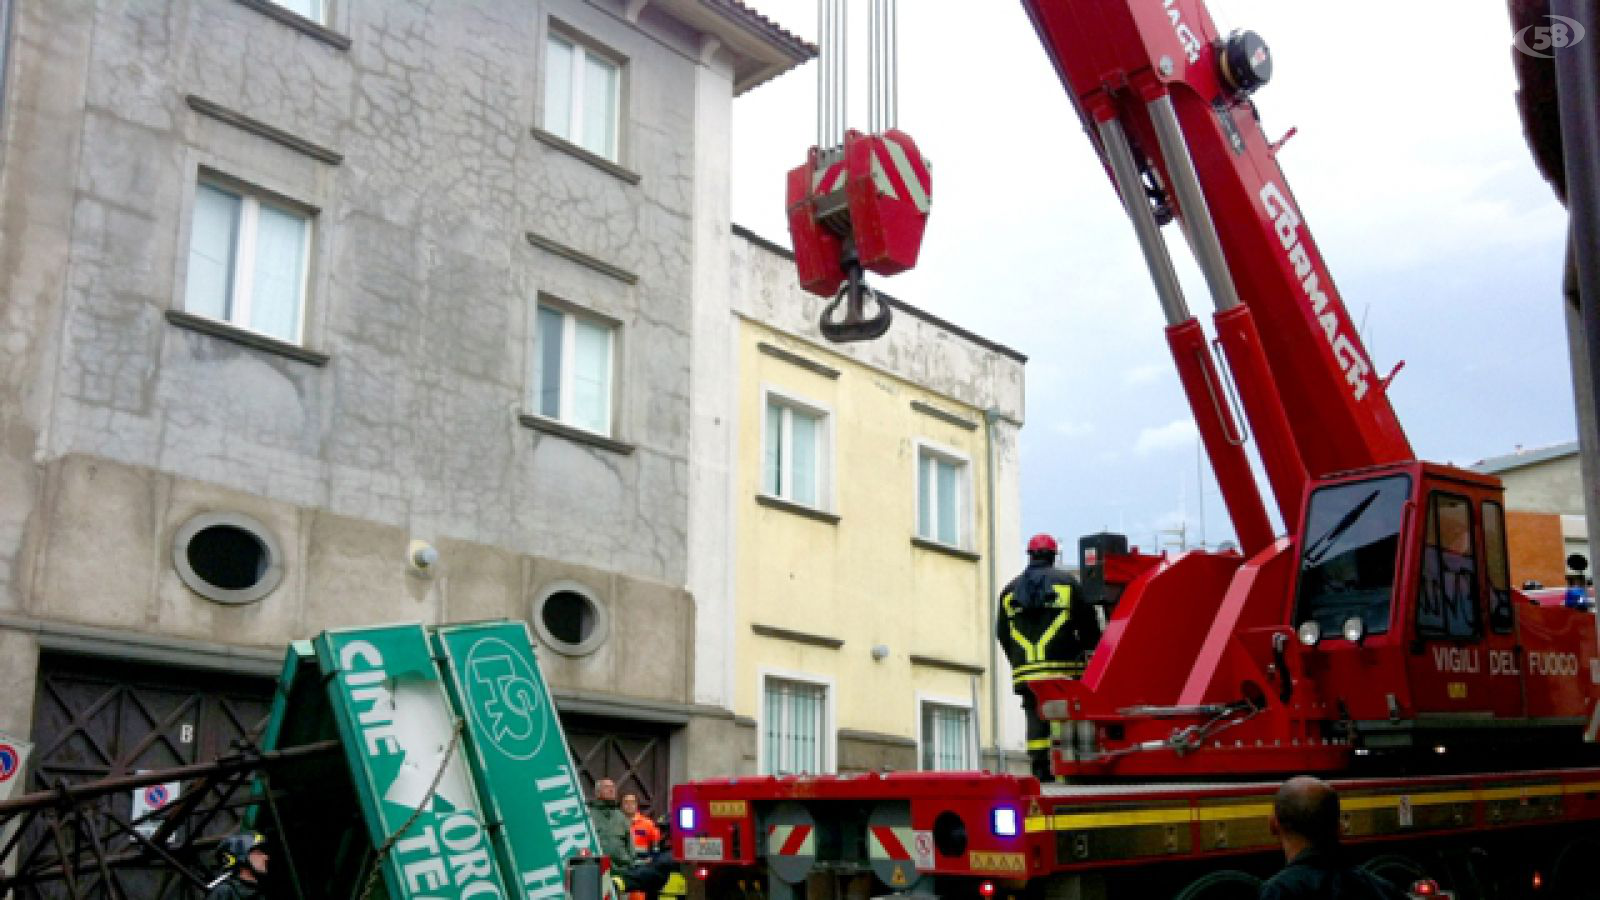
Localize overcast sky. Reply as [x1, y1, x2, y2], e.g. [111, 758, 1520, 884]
[728, 1, 1576, 553]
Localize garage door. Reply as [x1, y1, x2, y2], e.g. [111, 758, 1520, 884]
[561, 713, 675, 817]
[17, 652, 275, 898]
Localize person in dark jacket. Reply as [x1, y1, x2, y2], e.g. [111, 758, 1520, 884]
[589, 778, 637, 869]
[205, 832, 268, 900]
[996, 533, 1101, 781]
[1260, 776, 1405, 899]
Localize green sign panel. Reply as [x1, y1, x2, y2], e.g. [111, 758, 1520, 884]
[432, 622, 602, 900]
[315, 623, 510, 900]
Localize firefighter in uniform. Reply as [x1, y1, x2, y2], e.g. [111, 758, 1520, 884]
[206, 832, 268, 899]
[996, 533, 1102, 780]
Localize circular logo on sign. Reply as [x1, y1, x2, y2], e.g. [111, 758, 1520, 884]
[463, 637, 549, 760]
[145, 785, 170, 807]
[0, 744, 17, 782]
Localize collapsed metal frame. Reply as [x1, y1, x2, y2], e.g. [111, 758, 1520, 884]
[0, 740, 338, 900]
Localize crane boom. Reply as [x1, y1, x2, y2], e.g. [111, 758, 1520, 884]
[1022, 0, 1413, 531]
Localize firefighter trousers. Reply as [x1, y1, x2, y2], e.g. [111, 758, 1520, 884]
[1020, 689, 1053, 781]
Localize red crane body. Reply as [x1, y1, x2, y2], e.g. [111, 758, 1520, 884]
[1008, 0, 1598, 780]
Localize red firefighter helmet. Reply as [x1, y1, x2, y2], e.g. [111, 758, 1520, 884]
[1027, 533, 1059, 555]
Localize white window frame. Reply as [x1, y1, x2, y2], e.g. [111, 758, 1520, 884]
[544, 26, 624, 161]
[915, 693, 978, 772]
[914, 440, 973, 550]
[760, 386, 834, 512]
[185, 177, 314, 346]
[757, 669, 836, 776]
[529, 299, 618, 438]
[271, 0, 326, 24]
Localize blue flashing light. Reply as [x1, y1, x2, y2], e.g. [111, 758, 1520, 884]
[991, 806, 1019, 838]
[677, 805, 698, 833]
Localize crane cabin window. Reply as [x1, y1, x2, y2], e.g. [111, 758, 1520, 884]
[1294, 475, 1411, 637]
[1417, 492, 1482, 640]
[1484, 501, 1514, 634]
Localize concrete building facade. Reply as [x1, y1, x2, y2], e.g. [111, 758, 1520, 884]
[0, 0, 807, 812]
[702, 228, 1029, 774]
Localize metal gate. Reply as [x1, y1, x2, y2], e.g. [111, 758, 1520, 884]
[561, 714, 674, 815]
[16, 653, 275, 898]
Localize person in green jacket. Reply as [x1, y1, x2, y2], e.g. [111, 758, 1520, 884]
[589, 778, 636, 868]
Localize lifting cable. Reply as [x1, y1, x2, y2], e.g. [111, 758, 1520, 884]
[816, 0, 899, 158]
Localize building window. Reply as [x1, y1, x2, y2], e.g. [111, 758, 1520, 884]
[532, 302, 616, 436]
[763, 392, 830, 510]
[532, 581, 609, 657]
[185, 180, 311, 345]
[917, 444, 969, 548]
[271, 0, 325, 23]
[920, 700, 974, 771]
[544, 30, 621, 161]
[762, 676, 829, 775]
[173, 512, 285, 606]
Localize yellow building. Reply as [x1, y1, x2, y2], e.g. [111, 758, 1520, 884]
[711, 228, 1027, 774]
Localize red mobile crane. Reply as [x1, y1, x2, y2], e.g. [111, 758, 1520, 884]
[675, 1, 1600, 897]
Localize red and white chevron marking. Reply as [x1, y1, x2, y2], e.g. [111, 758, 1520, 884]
[867, 134, 930, 213]
[868, 824, 915, 862]
[769, 823, 815, 857]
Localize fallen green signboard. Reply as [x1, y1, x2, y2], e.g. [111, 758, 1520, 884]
[259, 621, 607, 900]
[432, 621, 604, 900]
[314, 623, 510, 900]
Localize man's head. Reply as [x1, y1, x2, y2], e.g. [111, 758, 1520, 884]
[1269, 776, 1340, 855]
[621, 793, 639, 816]
[1027, 533, 1059, 565]
[595, 778, 618, 803]
[216, 832, 269, 882]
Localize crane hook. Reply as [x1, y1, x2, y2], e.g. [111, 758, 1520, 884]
[819, 245, 892, 342]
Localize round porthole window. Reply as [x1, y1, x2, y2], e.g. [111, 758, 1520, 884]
[532, 581, 609, 656]
[173, 513, 285, 605]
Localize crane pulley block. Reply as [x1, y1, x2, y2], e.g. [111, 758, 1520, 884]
[786, 128, 931, 309]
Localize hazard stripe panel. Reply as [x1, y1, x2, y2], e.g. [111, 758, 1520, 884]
[868, 824, 914, 861]
[769, 823, 814, 857]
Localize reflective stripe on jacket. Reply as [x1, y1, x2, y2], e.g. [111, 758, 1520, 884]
[996, 563, 1100, 688]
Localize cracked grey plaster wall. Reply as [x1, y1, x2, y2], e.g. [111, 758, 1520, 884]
[16, 0, 703, 595]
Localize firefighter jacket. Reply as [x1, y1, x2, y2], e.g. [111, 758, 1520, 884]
[996, 563, 1101, 690]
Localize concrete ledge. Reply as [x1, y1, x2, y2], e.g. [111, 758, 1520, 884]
[909, 653, 986, 676]
[911, 536, 980, 562]
[751, 622, 843, 650]
[518, 413, 635, 455]
[166, 309, 330, 366]
[838, 727, 918, 749]
[526, 231, 638, 285]
[755, 493, 839, 525]
[553, 688, 697, 725]
[910, 400, 977, 431]
[531, 127, 641, 185]
[758, 342, 840, 379]
[187, 95, 343, 165]
[0, 613, 283, 677]
[233, 0, 351, 50]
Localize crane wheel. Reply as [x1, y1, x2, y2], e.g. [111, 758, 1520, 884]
[1170, 869, 1261, 900]
[1359, 854, 1429, 894]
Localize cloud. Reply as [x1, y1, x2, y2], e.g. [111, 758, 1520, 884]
[1134, 418, 1198, 456]
[1124, 363, 1168, 387]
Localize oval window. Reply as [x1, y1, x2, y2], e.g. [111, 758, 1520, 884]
[173, 513, 285, 605]
[532, 582, 609, 656]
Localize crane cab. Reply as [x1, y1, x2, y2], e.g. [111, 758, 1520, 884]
[1291, 462, 1600, 762]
